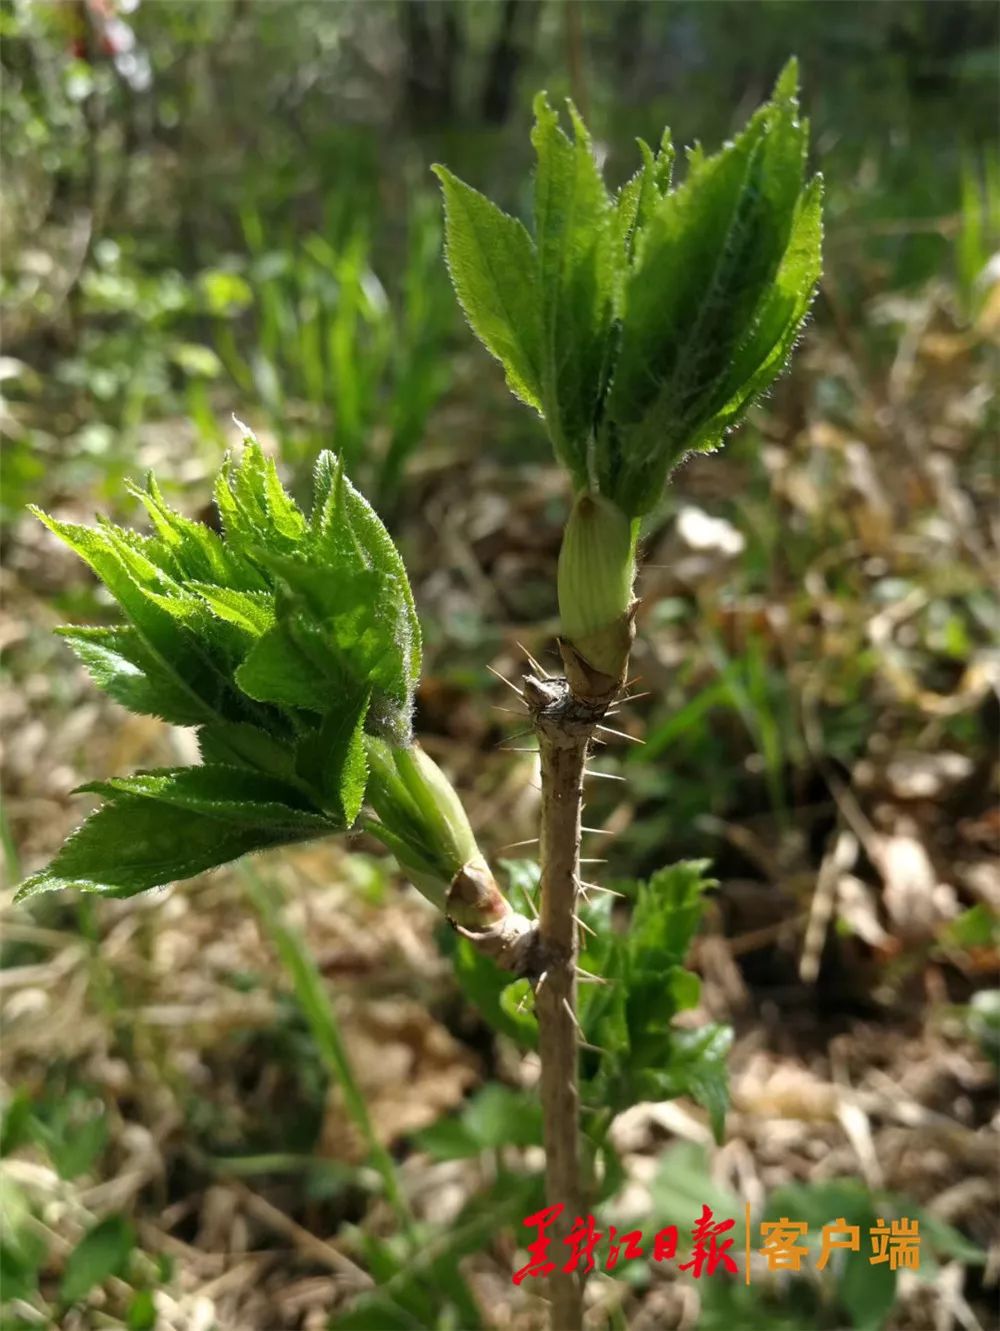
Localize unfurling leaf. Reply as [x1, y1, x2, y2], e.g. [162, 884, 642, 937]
[435, 59, 822, 518]
[601, 61, 815, 513]
[432, 165, 544, 413]
[19, 444, 423, 901]
[530, 93, 618, 488]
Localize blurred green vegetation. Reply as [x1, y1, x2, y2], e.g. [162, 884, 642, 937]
[2, 0, 997, 513]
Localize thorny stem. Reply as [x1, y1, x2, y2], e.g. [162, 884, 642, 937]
[525, 673, 607, 1331]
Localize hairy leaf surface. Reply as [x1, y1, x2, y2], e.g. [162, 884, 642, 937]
[432, 166, 544, 413]
[436, 60, 822, 518]
[531, 94, 618, 487]
[22, 442, 425, 901]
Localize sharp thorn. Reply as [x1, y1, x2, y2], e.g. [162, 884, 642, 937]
[576, 967, 610, 985]
[497, 836, 539, 850]
[522, 893, 539, 919]
[515, 639, 550, 678]
[562, 996, 584, 1033]
[498, 746, 540, 754]
[490, 704, 525, 716]
[597, 724, 645, 745]
[618, 690, 651, 704]
[584, 769, 627, 782]
[486, 663, 524, 698]
[581, 881, 625, 898]
[581, 825, 613, 835]
[579, 857, 607, 864]
[496, 726, 534, 745]
[574, 912, 597, 938]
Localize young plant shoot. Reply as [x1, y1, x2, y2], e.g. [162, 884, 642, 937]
[435, 59, 821, 702]
[434, 59, 821, 1327]
[18, 442, 536, 968]
[18, 61, 820, 1331]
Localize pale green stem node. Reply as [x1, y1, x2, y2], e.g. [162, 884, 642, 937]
[363, 738, 512, 931]
[556, 492, 638, 703]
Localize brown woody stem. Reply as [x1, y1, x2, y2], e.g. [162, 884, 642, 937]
[524, 673, 607, 1331]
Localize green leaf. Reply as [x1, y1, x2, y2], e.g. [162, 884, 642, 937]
[57, 625, 211, 726]
[311, 454, 421, 697]
[15, 791, 332, 903]
[0, 1176, 45, 1267]
[333, 1172, 543, 1330]
[332, 1301, 423, 1331]
[416, 1085, 543, 1160]
[214, 437, 308, 562]
[765, 1179, 895, 1331]
[197, 721, 298, 778]
[32, 1093, 108, 1179]
[126, 1289, 157, 1331]
[531, 93, 618, 487]
[1, 1239, 44, 1306]
[81, 765, 331, 828]
[431, 165, 544, 413]
[34, 510, 250, 726]
[27, 410, 427, 900]
[838, 1254, 898, 1331]
[943, 903, 999, 949]
[235, 614, 333, 714]
[189, 583, 274, 636]
[615, 129, 675, 266]
[600, 62, 815, 514]
[688, 172, 823, 451]
[650, 1141, 741, 1231]
[435, 66, 820, 522]
[579, 861, 726, 1124]
[632, 860, 712, 965]
[294, 688, 370, 824]
[655, 1025, 732, 1142]
[126, 474, 264, 591]
[412, 1115, 480, 1162]
[909, 1205, 986, 1266]
[612, 170, 643, 259]
[269, 565, 399, 694]
[462, 1084, 542, 1150]
[0, 1088, 33, 1157]
[60, 1214, 134, 1305]
[254, 553, 409, 742]
[447, 932, 538, 1049]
